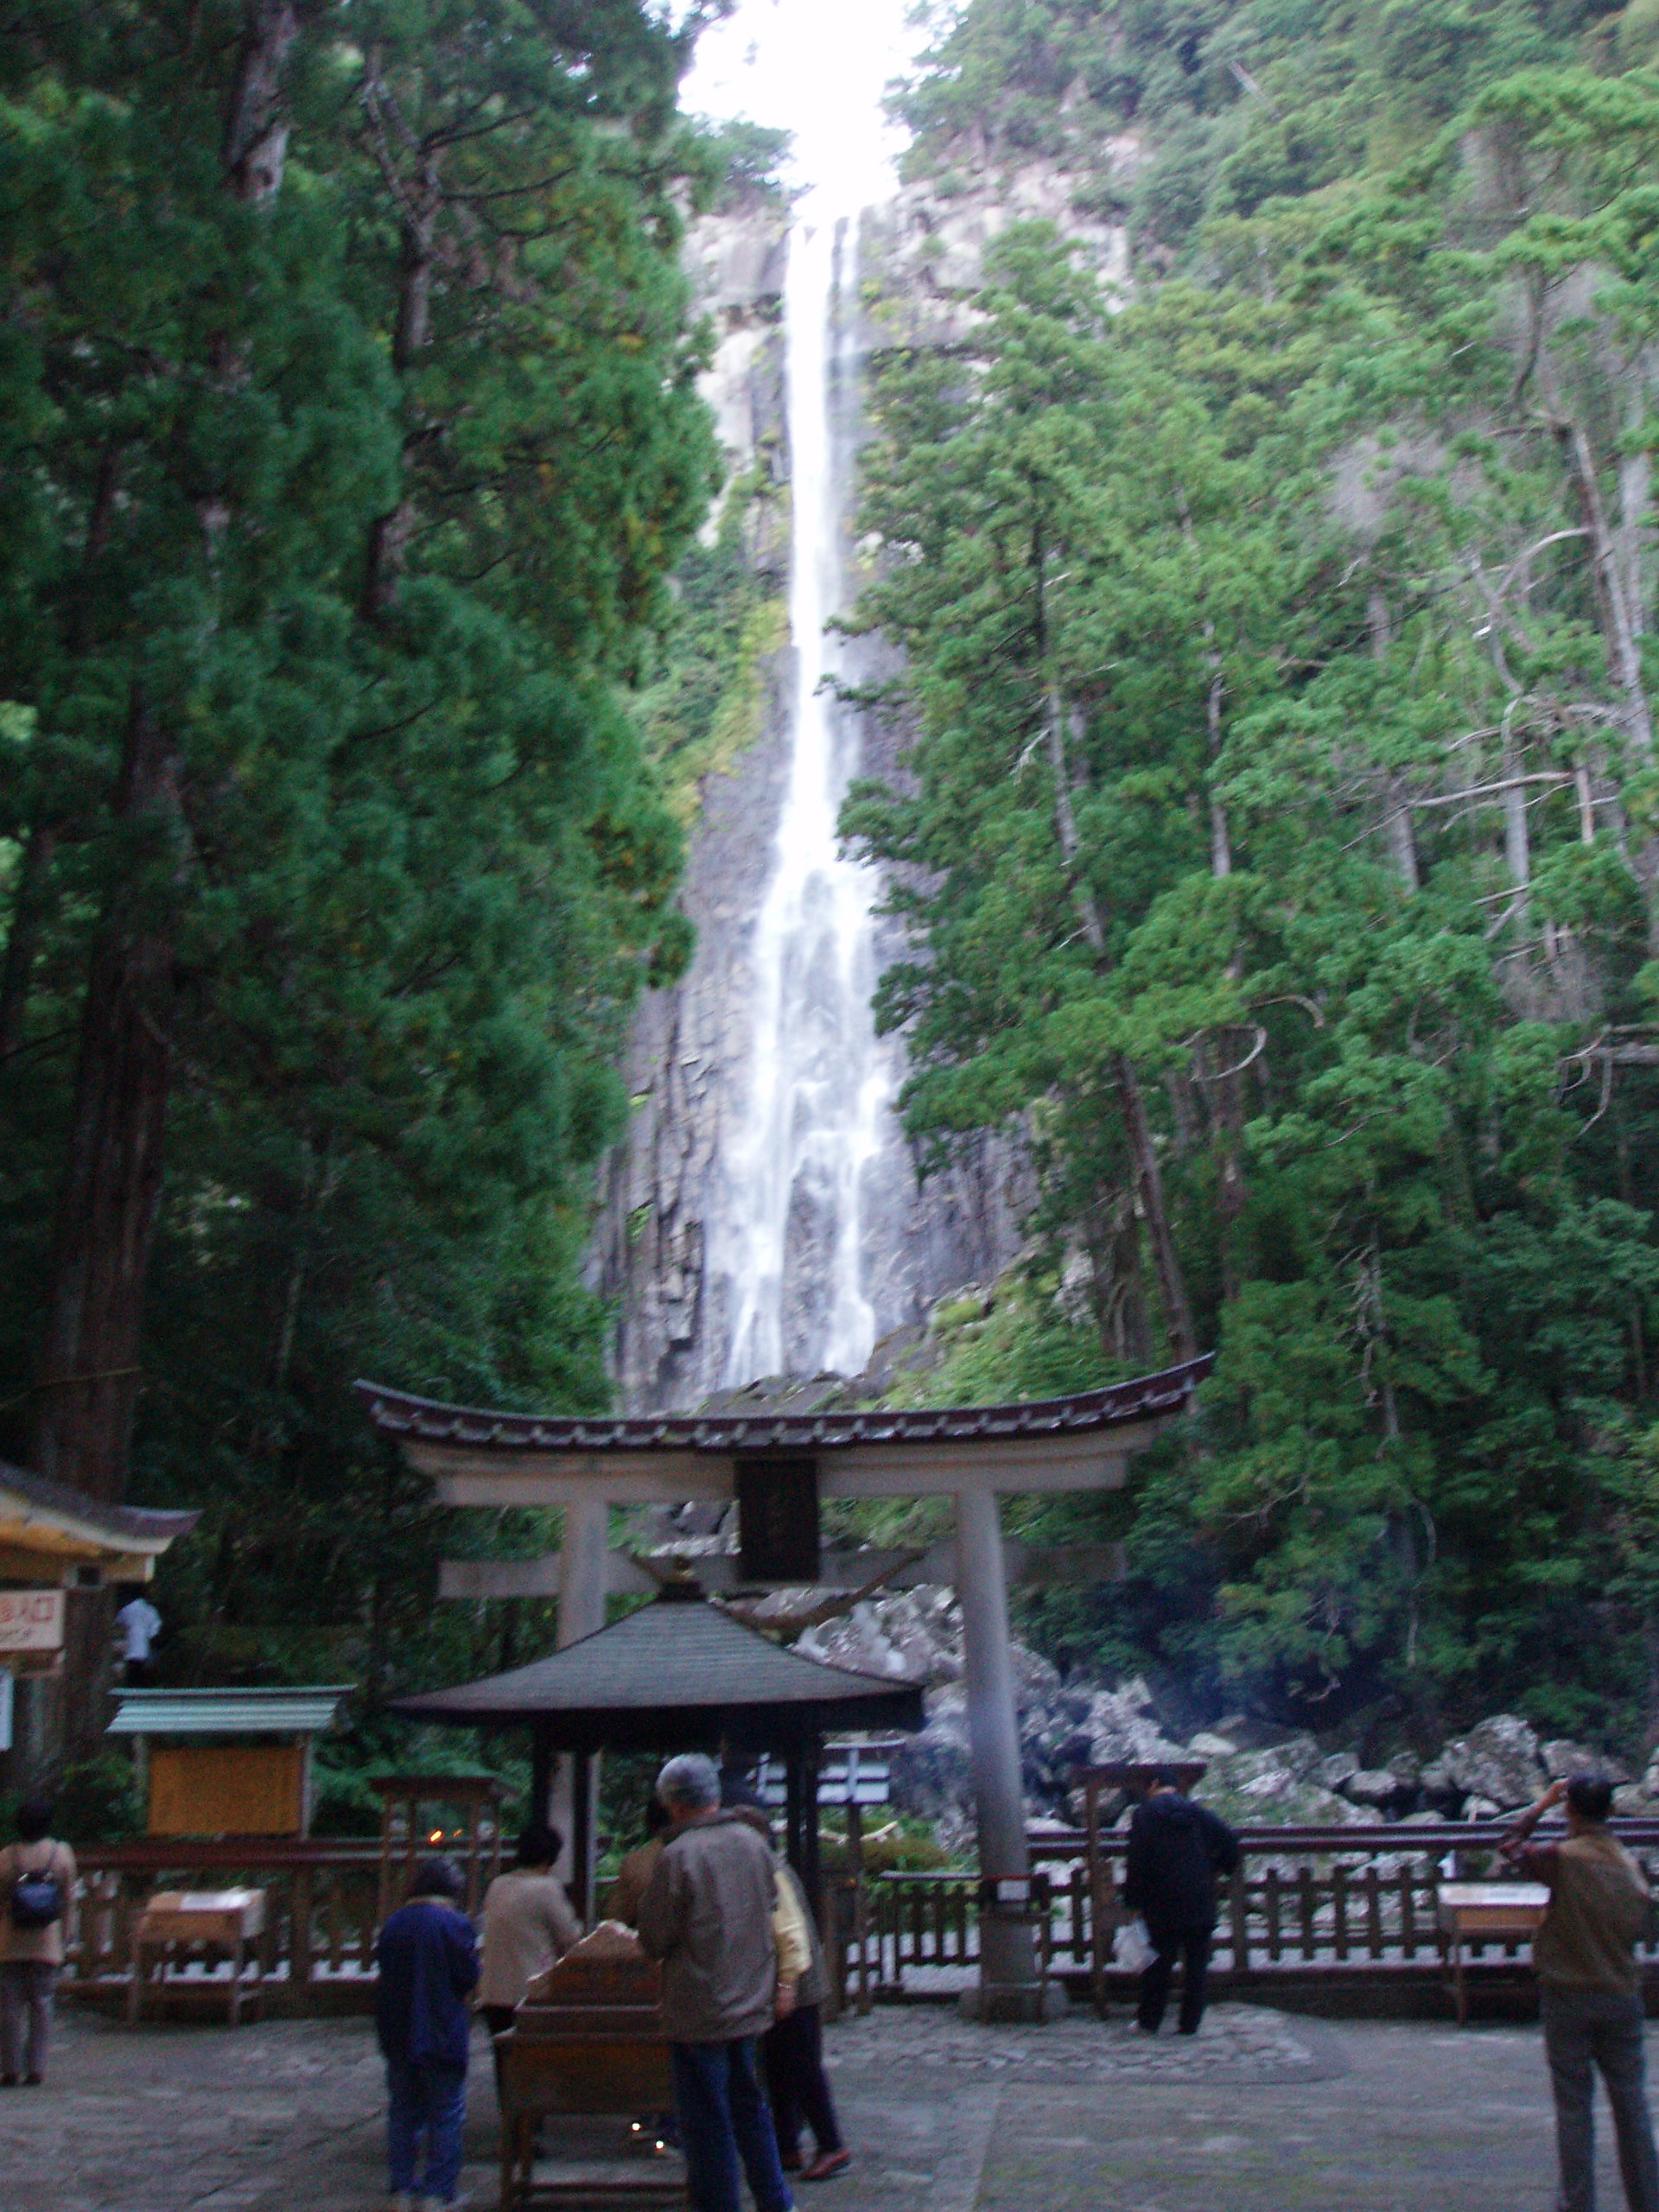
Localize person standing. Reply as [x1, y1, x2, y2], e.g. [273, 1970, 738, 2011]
[1122, 1768, 1239, 2037]
[607, 1796, 671, 1926]
[115, 1588, 162, 1685]
[0, 1796, 75, 2088]
[636, 1753, 805, 2212]
[1503, 1775, 1659, 2212]
[374, 1856, 480, 2212]
[729, 1808, 849, 2184]
[477, 1822, 581, 2044]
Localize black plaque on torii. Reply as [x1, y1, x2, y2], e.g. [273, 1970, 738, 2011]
[734, 1454, 821, 1584]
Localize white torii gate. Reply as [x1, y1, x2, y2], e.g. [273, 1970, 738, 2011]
[359, 1359, 1209, 2020]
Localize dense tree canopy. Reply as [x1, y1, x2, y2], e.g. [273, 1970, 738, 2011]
[0, 0, 722, 1776]
[849, 0, 1659, 1749]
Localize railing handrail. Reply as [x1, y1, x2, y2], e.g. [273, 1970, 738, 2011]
[72, 1839, 384, 1871]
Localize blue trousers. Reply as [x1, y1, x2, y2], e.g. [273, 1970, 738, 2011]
[670, 2037, 793, 2212]
[385, 2056, 467, 2203]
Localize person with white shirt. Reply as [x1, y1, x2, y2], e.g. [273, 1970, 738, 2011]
[115, 1591, 162, 1683]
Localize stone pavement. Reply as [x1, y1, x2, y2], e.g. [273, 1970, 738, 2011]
[0, 1995, 1637, 2210]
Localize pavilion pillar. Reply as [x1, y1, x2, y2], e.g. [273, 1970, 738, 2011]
[551, 1495, 607, 1916]
[955, 1483, 1042, 2020]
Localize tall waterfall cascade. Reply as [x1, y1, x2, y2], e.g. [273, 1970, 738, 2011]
[589, 0, 1033, 1409]
[711, 214, 889, 1385]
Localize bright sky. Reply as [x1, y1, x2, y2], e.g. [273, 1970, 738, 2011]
[682, 0, 932, 213]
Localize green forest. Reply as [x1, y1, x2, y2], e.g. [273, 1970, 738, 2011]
[0, 2, 728, 1816]
[8, 0, 1659, 1833]
[847, 0, 1659, 1752]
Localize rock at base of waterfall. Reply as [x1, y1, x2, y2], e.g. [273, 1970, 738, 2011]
[796, 1588, 967, 1687]
[1420, 1713, 1548, 1811]
[1541, 1737, 1630, 1784]
[1344, 1768, 1409, 1810]
[1186, 1730, 1237, 1758]
[1191, 1737, 1382, 1829]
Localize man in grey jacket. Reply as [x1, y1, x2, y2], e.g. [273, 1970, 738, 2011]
[636, 1754, 796, 2212]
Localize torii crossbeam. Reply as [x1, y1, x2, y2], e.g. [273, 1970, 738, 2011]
[358, 1357, 1211, 2020]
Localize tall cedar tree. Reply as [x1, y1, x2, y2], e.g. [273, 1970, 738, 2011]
[0, 2, 716, 1763]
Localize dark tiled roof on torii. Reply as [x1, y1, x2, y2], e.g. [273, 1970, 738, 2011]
[392, 1592, 925, 1751]
[355, 1356, 1211, 1459]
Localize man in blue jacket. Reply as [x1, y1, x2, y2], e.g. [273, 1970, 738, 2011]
[375, 1857, 480, 2211]
[1122, 1770, 1240, 2036]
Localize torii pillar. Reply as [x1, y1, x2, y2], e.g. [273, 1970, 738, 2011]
[955, 1483, 1042, 2014]
[549, 1497, 607, 1916]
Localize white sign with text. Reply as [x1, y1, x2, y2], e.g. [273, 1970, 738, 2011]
[0, 1588, 65, 1653]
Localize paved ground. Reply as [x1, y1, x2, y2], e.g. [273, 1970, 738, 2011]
[0, 1994, 1633, 2210]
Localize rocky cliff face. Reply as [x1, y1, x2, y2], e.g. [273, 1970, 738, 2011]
[591, 152, 1138, 1412]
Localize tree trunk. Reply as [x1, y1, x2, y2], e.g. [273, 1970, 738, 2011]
[0, 823, 57, 1060]
[1539, 360, 1655, 755]
[31, 698, 181, 1499]
[1115, 1052, 1198, 1364]
[1369, 586, 1420, 892]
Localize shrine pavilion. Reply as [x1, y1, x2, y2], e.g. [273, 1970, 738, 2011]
[392, 1589, 924, 1922]
[359, 1354, 1211, 2019]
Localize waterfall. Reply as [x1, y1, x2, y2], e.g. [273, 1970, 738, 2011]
[711, 210, 893, 1384]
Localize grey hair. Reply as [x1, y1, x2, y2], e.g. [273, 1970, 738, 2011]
[656, 1751, 720, 1812]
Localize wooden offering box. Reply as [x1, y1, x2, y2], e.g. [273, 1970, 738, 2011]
[1436, 1882, 1548, 2024]
[499, 1923, 680, 2208]
[129, 1888, 267, 2026]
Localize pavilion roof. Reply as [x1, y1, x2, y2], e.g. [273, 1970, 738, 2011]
[0, 1457, 199, 1572]
[391, 1592, 925, 1752]
[355, 1356, 1211, 1459]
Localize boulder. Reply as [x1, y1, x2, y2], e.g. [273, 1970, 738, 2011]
[1193, 1736, 1381, 1828]
[1319, 1753, 1360, 1791]
[1421, 1713, 1547, 1811]
[796, 1587, 966, 1687]
[1344, 1768, 1407, 1809]
[1187, 1730, 1238, 1758]
[1541, 1738, 1630, 1784]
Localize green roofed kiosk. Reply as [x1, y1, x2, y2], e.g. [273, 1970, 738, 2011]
[359, 1356, 1210, 2021]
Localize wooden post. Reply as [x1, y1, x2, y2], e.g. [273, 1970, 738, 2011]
[954, 1483, 1041, 2018]
[552, 1496, 607, 1914]
[801, 1735, 822, 1923]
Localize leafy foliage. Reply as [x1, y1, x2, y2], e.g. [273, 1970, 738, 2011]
[850, 2, 1659, 1747]
[0, 2, 724, 1755]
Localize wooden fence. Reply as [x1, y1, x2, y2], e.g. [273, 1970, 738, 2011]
[840, 1822, 1659, 2001]
[61, 1840, 384, 2003]
[60, 1821, 1659, 2014]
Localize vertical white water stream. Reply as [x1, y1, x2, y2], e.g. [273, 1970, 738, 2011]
[715, 214, 889, 1383]
[686, 0, 919, 1386]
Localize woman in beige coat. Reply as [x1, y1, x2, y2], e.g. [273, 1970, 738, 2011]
[0, 1796, 76, 2088]
[477, 1822, 582, 2044]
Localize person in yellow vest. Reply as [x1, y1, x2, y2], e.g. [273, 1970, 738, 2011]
[1503, 1774, 1659, 2212]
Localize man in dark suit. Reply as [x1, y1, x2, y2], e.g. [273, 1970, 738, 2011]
[1122, 1769, 1240, 2036]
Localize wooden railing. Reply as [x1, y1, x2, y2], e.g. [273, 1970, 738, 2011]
[61, 1840, 384, 2002]
[61, 1821, 1659, 2017]
[840, 1823, 1659, 2001]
